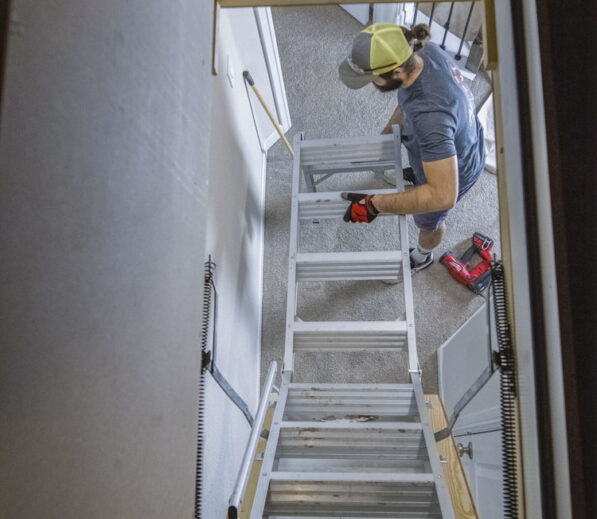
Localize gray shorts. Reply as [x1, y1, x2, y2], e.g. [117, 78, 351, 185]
[412, 168, 482, 231]
[413, 209, 451, 231]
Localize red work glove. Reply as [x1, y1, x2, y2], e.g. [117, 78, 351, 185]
[341, 192, 379, 223]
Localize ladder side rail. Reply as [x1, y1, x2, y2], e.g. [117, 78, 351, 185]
[299, 133, 394, 149]
[249, 371, 292, 519]
[283, 132, 303, 372]
[228, 361, 278, 517]
[392, 125, 419, 373]
[411, 372, 456, 519]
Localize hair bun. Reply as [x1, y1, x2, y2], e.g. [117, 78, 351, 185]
[400, 23, 430, 52]
[412, 23, 431, 42]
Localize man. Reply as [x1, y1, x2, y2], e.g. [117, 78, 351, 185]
[339, 23, 485, 271]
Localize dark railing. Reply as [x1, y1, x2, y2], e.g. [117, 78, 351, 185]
[412, 2, 476, 63]
[455, 2, 476, 60]
[440, 2, 455, 50]
[429, 2, 437, 26]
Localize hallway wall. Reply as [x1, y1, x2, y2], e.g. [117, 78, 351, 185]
[0, 1, 212, 518]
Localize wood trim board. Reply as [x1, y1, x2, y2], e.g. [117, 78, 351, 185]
[481, 0, 498, 70]
[233, 405, 275, 518]
[426, 394, 479, 519]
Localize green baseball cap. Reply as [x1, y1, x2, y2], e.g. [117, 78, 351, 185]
[339, 23, 413, 89]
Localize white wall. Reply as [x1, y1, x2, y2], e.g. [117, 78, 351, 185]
[201, 7, 275, 519]
[0, 2, 275, 516]
[0, 1, 212, 518]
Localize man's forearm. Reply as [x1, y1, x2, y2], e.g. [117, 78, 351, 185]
[372, 156, 459, 215]
[371, 184, 454, 215]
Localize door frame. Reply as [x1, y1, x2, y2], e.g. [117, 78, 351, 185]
[254, 7, 292, 149]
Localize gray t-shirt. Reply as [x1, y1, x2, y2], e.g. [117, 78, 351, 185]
[398, 43, 485, 198]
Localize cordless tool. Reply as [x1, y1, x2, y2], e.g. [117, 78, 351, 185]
[440, 233, 494, 294]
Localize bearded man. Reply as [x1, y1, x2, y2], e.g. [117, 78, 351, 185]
[339, 23, 486, 271]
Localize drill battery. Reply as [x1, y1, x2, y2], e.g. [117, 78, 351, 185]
[440, 233, 494, 295]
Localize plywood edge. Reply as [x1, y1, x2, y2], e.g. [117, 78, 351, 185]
[426, 394, 479, 519]
[481, 0, 498, 70]
[235, 402, 276, 519]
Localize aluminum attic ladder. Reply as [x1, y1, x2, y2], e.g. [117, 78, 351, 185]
[249, 128, 455, 519]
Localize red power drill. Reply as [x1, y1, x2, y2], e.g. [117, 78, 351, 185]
[440, 233, 494, 295]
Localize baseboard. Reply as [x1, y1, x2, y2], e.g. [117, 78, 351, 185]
[262, 129, 292, 152]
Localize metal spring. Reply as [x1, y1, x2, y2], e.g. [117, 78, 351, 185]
[491, 261, 519, 518]
[194, 256, 217, 519]
[194, 367, 206, 519]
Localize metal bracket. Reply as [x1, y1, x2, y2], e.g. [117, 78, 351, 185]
[435, 362, 496, 441]
[209, 364, 254, 426]
[202, 255, 254, 425]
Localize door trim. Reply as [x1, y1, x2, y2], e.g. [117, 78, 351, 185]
[253, 7, 291, 150]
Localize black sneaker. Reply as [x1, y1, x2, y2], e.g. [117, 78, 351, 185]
[409, 248, 434, 272]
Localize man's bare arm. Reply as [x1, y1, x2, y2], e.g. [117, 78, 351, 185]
[371, 156, 459, 214]
[381, 107, 404, 134]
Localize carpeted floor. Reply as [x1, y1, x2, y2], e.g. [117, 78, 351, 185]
[261, 6, 500, 393]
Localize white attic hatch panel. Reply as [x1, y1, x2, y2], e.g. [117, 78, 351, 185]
[214, 1, 572, 518]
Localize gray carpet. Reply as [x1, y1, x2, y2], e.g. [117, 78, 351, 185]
[261, 6, 500, 393]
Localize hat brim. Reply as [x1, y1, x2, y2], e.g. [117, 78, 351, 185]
[339, 58, 375, 89]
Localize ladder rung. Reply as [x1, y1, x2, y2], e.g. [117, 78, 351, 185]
[277, 426, 428, 462]
[287, 389, 413, 398]
[300, 135, 395, 167]
[284, 384, 418, 421]
[288, 382, 413, 390]
[269, 517, 436, 519]
[307, 161, 395, 175]
[293, 320, 408, 352]
[284, 405, 416, 416]
[279, 420, 421, 430]
[265, 479, 441, 518]
[269, 472, 435, 483]
[296, 251, 402, 281]
[298, 189, 397, 220]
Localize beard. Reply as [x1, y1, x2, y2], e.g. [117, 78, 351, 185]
[373, 78, 403, 92]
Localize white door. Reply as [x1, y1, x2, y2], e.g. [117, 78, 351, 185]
[341, 4, 370, 25]
[438, 304, 504, 517]
[456, 430, 504, 518]
[342, 4, 402, 26]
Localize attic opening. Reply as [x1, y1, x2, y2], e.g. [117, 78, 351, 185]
[202, 1, 570, 518]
